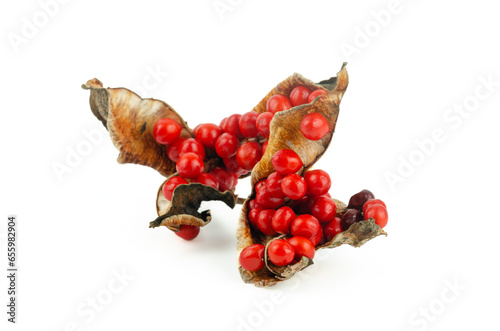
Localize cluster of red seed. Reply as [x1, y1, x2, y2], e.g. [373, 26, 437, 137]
[240, 160, 389, 272]
[153, 85, 330, 240]
[240, 149, 341, 271]
[343, 189, 388, 230]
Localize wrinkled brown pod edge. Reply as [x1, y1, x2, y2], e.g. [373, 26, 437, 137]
[238, 200, 386, 287]
[82, 78, 193, 177]
[237, 63, 387, 287]
[263, 235, 314, 279]
[249, 63, 348, 186]
[150, 181, 236, 232]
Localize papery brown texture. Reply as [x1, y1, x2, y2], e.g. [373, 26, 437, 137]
[317, 218, 386, 250]
[82, 79, 193, 177]
[263, 235, 313, 279]
[82, 64, 387, 287]
[250, 63, 348, 186]
[150, 182, 236, 231]
[238, 201, 386, 287]
[237, 63, 387, 287]
[83, 79, 238, 236]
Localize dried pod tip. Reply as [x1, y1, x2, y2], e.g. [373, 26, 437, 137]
[150, 183, 236, 240]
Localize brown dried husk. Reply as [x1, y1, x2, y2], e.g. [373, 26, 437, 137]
[82, 79, 237, 235]
[237, 63, 387, 287]
[150, 181, 236, 232]
[82, 78, 193, 177]
[82, 64, 387, 287]
[249, 63, 348, 186]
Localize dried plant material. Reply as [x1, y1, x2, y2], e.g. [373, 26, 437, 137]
[238, 202, 386, 287]
[150, 183, 236, 231]
[237, 199, 317, 287]
[250, 63, 348, 186]
[237, 201, 282, 287]
[333, 198, 347, 214]
[235, 202, 291, 286]
[82, 63, 388, 287]
[318, 218, 387, 250]
[263, 235, 313, 279]
[250, 62, 348, 115]
[237, 63, 387, 287]
[82, 79, 193, 177]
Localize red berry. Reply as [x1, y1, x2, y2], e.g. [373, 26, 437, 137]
[300, 113, 329, 141]
[174, 225, 200, 240]
[281, 174, 307, 200]
[266, 94, 292, 114]
[153, 118, 182, 145]
[219, 117, 228, 130]
[192, 124, 203, 136]
[193, 173, 219, 189]
[305, 193, 332, 212]
[307, 89, 328, 103]
[257, 209, 277, 236]
[239, 244, 265, 271]
[223, 156, 248, 177]
[262, 140, 269, 155]
[271, 206, 295, 234]
[267, 239, 295, 266]
[248, 199, 259, 210]
[310, 226, 324, 246]
[179, 138, 206, 159]
[304, 169, 331, 196]
[324, 217, 342, 242]
[255, 179, 267, 192]
[195, 123, 222, 149]
[221, 114, 243, 139]
[363, 199, 387, 214]
[311, 197, 337, 223]
[292, 195, 314, 215]
[271, 149, 303, 175]
[248, 207, 262, 228]
[255, 112, 274, 138]
[341, 209, 363, 231]
[176, 152, 204, 179]
[255, 186, 285, 209]
[162, 176, 188, 201]
[291, 214, 321, 241]
[287, 236, 315, 260]
[166, 137, 186, 162]
[209, 167, 237, 192]
[236, 142, 262, 171]
[239, 111, 259, 138]
[215, 133, 239, 159]
[289, 86, 312, 107]
[364, 204, 388, 228]
[348, 189, 375, 210]
[266, 172, 285, 198]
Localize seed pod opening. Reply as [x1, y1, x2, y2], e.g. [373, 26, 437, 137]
[151, 181, 236, 232]
[82, 78, 193, 177]
[237, 64, 387, 287]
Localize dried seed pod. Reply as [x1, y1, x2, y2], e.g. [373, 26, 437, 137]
[263, 235, 313, 279]
[82, 78, 193, 177]
[82, 63, 388, 287]
[317, 218, 386, 250]
[250, 63, 348, 115]
[151, 181, 236, 231]
[238, 200, 386, 287]
[237, 63, 387, 287]
[250, 63, 348, 186]
[83, 79, 237, 236]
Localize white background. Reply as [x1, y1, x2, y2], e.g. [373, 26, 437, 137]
[1, 0, 499, 330]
